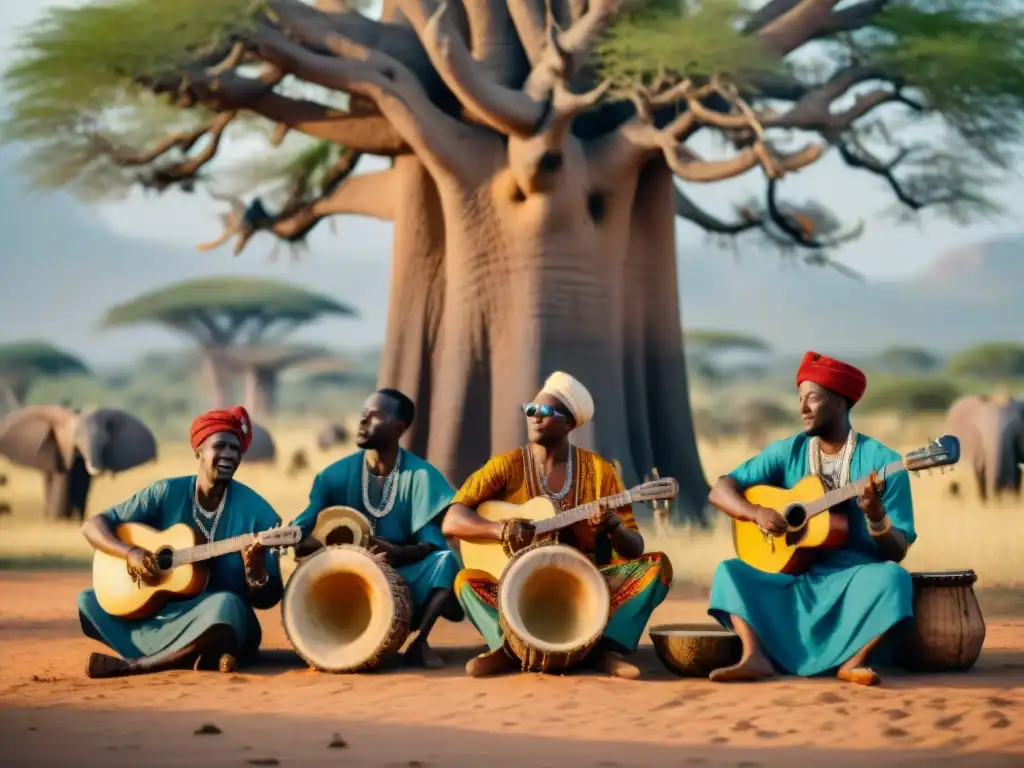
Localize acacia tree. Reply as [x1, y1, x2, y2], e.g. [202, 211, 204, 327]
[100, 276, 357, 409]
[0, 341, 90, 414]
[4, 0, 1022, 519]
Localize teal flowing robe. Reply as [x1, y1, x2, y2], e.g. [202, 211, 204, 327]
[77, 476, 284, 660]
[291, 449, 461, 627]
[708, 432, 916, 676]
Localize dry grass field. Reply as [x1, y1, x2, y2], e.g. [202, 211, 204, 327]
[1, 412, 1021, 593]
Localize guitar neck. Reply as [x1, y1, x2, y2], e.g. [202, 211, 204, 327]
[806, 459, 906, 517]
[533, 490, 634, 536]
[172, 533, 257, 568]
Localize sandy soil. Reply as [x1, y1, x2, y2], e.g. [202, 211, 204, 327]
[1, 571, 1023, 767]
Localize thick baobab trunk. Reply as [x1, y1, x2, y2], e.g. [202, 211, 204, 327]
[200, 347, 233, 408]
[425, 146, 643, 491]
[626, 161, 711, 522]
[242, 366, 278, 418]
[376, 157, 448, 458]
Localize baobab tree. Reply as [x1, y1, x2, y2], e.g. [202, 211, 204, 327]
[4, 0, 1022, 520]
[100, 276, 357, 409]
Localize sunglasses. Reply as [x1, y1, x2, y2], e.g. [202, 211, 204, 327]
[522, 402, 569, 419]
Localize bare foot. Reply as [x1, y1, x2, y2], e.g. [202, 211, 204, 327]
[709, 655, 776, 683]
[86, 652, 131, 679]
[592, 649, 641, 680]
[465, 647, 517, 678]
[403, 640, 445, 670]
[837, 665, 880, 686]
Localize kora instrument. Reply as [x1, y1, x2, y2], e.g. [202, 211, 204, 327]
[282, 544, 412, 673]
[498, 540, 610, 673]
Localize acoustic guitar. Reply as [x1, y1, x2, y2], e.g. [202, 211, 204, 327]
[93, 522, 302, 619]
[459, 477, 679, 579]
[732, 435, 960, 575]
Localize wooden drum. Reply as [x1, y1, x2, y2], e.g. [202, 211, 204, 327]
[282, 544, 412, 673]
[498, 541, 611, 673]
[895, 569, 986, 673]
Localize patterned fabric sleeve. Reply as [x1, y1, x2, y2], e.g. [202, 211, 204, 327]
[451, 451, 518, 508]
[597, 458, 639, 531]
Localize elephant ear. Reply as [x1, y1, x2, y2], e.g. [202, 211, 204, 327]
[77, 408, 157, 474]
[0, 405, 77, 473]
[245, 423, 276, 464]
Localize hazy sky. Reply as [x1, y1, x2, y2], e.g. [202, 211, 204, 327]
[0, 0, 1021, 365]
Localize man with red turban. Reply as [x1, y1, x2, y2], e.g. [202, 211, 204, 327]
[706, 351, 917, 687]
[77, 406, 285, 679]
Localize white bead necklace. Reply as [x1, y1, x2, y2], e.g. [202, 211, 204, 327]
[192, 482, 227, 542]
[361, 450, 401, 522]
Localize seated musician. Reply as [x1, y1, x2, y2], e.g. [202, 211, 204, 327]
[441, 371, 673, 679]
[290, 388, 462, 669]
[78, 406, 284, 678]
[707, 351, 915, 686]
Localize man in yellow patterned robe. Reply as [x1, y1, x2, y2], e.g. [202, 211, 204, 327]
[441, 372, 673, 678]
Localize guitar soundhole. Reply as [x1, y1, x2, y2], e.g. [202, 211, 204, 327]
[784, 505, 807, 529]
[154, 547, 174, 572]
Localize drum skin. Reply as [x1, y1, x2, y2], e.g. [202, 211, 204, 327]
[498, 541, 611, 673]
[282, 544, 412, 673]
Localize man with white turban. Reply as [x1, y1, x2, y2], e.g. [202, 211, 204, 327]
[442, 372, 673, 679]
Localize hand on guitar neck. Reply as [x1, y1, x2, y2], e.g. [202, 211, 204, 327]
[854, 470, 886, 522]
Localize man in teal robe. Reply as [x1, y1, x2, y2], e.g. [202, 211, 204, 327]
[291, 388, 462, 668]
[78, 406, 284, 678]
[707, 351, 916, 686]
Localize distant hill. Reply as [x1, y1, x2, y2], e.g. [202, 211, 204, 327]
[676, 235, 1022, 355]
[0, 149, 1020, 368]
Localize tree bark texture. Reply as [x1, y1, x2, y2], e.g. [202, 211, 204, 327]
[200, 347, 234, 409]
[243, 366, 280, 418]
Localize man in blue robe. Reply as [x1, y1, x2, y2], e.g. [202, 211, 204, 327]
[291, 388, 462, 669]
[707, 351, 916, 686]
[78, 406, 284, 678]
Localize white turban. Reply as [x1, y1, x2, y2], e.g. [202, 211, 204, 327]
[539, 371, 594, 428]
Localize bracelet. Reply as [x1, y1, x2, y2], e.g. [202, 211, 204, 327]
[868, 515, 893, 537]
[245, 567, 269, 588]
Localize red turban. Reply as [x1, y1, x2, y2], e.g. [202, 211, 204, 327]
[190, 406, 253, 454]
[796, 351, 867, 404]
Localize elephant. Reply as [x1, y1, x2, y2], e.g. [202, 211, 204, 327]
[316, 422, 349, 452]
[245, 422, 276, 464]
[0, 405, 157, 520]
[942, 395, 1024, 503]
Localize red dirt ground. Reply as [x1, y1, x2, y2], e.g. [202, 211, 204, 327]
[1, 571, 1023, 767]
